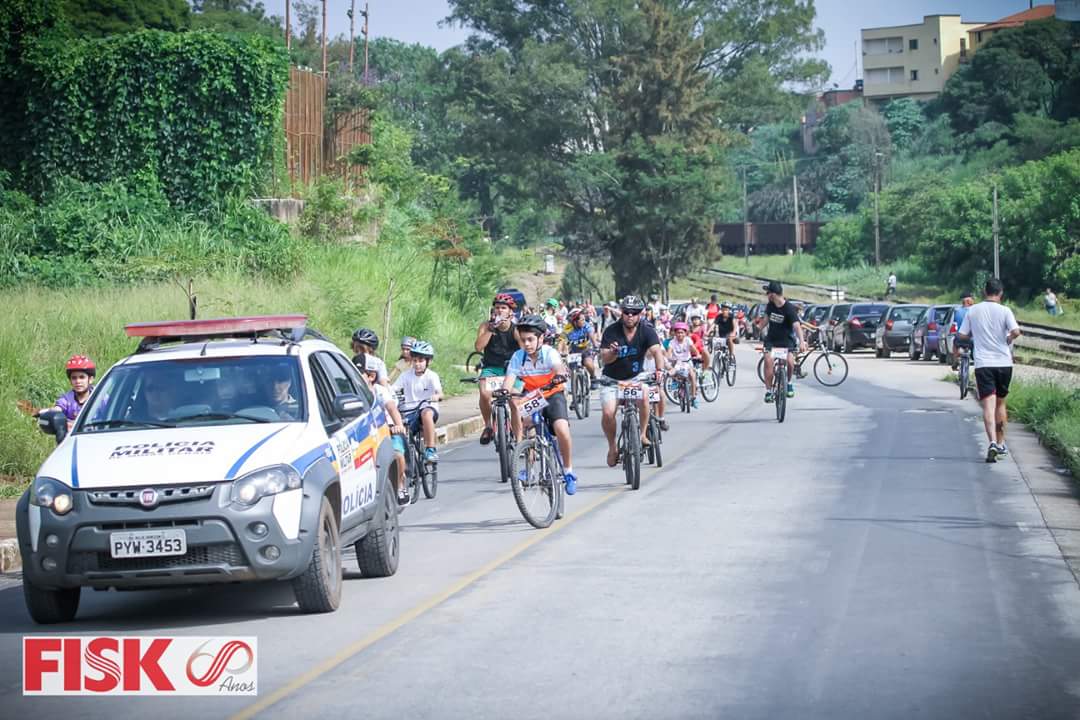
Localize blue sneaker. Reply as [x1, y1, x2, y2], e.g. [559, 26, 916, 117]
[564, 472, 577, 495]
[518, 468, 528, 483]
[692, 398, 699, 409]
[424, 447, 438, 463]
[786, 383, 795, 398]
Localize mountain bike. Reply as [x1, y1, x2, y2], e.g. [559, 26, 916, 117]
[697, 362, 720, 403]
[566, 351, 592, 420]
[497, 383, 566, 529]
[956, 343, 973, 400]
[768, 348, 789, 423]
[462, 375, 514, 483]
[756, 342, 848, 388]
[599, 376, 658, 490]
[399, 397, 438, 500]
[645, 383, 664, 468]
[713, 339, 736, 387]
[664, 365, 693, 413]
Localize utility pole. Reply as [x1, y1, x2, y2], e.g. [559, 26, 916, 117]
[349, 0, 356, 73]
[321, 0, 327, 75]
[285, 0, 291, 50]
[362, 2, 370, 84]
[742, 168, 749, 265]
[793, 174, 801, 255]
[873, 151, 883, 266]
[993, 181, 1000, 278]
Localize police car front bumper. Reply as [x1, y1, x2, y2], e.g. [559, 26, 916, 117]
[17, 484, 315, 590]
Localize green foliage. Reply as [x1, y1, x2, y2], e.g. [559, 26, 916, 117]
[189, 0, 283, 39]
[0, 175, 300, 286]
[1010, 114, 1080, 161]
[814, 214, 869, 268]
[61, 0, 191, 36]
[17, 29, 288, 208]
[298, 177, 356, 243]
[1008, 381, 1080, 479]
[880, 99, 925, 152]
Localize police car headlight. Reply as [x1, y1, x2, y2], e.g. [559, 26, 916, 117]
[230, 465, 301, 507]
[31, 477, 73, 515]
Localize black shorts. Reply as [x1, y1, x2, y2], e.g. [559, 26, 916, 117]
[541, 391, 569, 425]
[975, 367, 1012, 400]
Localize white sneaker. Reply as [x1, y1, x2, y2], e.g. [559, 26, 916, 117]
[997, 444, 1009, 457]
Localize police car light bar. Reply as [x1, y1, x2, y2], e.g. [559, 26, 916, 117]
[125, 315, 308, 339]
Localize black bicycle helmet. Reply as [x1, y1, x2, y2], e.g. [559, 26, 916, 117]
[517, 314, 548, 334]
[351, 328, 379, 350]
[619, 295, 645, 312]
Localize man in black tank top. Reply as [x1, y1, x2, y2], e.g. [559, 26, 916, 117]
[476, 294, 522, 444]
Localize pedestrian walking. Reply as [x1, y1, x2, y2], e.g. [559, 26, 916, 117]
[956, 277, 1022, 463]
[886, 271, 897, 297]
[1044, 288, 1059, 316]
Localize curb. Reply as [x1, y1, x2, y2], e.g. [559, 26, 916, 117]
[0, 538, 20, 574]
[436, 415, 486, 445]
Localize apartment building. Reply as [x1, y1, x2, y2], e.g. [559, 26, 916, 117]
[861, 14, 986, 103]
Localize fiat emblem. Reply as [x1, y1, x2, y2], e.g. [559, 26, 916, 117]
[139, 488, 158, 508]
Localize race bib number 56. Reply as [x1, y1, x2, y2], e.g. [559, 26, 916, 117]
[618, 382, 644, 400]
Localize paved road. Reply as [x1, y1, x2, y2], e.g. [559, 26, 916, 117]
[4, 347, 1080, 719]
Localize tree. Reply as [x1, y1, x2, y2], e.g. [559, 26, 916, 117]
[880, 98, 925, 152]
[61, 0, 190, 36]
[190, 0, 282, 41]
[445, 0, 828, 292]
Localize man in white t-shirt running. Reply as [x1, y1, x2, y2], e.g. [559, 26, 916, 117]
[957, 277, 1022, 463]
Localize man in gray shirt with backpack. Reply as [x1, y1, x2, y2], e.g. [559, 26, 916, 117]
[957, 277, 1022, 463]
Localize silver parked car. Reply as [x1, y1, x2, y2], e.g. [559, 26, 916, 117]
[874, 304, 927, 358]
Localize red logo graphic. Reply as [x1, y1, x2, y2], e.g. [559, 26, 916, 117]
[24, 636, 257, 696]
[186, 640, 254, 687]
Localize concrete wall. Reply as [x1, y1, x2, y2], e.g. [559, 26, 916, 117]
[252, 198, 305, 224]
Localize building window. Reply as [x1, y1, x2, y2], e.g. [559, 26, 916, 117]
[909, 38, 918, 50]
[977, 31, 983, 43]
[910, 69, 919, 81]
[960, 38, 967, 57]
[863, 36, 904, 55]
[866, 66, 905, 85]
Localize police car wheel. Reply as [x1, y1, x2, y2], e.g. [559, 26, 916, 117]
[24, 579, 80, 624]
[356, 479, 401, 577]
[293, 496, 343, 613]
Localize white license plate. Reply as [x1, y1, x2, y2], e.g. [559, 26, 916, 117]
[110, 529, 187, 559]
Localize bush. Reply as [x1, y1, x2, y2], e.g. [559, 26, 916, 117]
[17, 29, 288, 208]
[1008, 382, 1080, 479]
[814, 214, 869, 268]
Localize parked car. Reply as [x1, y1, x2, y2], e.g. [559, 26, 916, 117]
[18, 315, 401, 624]
[874, 304, 928, 358]
[831, 302, 891, 353]
[938, 306, 967, 367]
[909, 304, 958, 361]
[802, 304, 831, 327]
[822, 303, 851, 349]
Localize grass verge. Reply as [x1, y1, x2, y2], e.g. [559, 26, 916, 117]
[0, 242, 525, 480]
[1007, 381, 1080, 479]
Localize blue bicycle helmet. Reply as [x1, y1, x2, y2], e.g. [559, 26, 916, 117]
[410, 340, 435, 358]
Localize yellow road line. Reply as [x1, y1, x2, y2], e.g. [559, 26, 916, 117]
[230, 487, 622, 720]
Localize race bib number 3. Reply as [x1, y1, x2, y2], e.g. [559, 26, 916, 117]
[618, 382, 644, 400]
[517, 391, 548, 414]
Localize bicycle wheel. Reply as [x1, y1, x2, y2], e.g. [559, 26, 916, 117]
[624, 412, 642, 490]
[756, 355, 766, 384]
[679, 382, 690, 413]
[408, 442, 422, 504]
[775, 366, 787, 423]
[959, 355, 970, 400]
[664, 375, 680, 404]
[725, 355, 737, 386]
[699, 368, 720, 403]
[581, 373, 591, 419]
[510, 438, 560, 529]
[494, 405, 512, 483]
[422, 460, 438, 499]
[648, 419, 663, 468]
[813, 351, 849, 387]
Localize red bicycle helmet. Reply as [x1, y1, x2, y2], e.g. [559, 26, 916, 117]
[66, 355, 96, 376]
[493, 293, 517, 309]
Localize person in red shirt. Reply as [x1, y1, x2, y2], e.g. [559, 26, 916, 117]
[706, 294, 720, 323]
[690, 316, 711, 371]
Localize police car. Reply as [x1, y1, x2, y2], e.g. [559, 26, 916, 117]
[17, 315, 401, 623]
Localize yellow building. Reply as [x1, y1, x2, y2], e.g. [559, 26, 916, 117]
[861, 15, 986, 103]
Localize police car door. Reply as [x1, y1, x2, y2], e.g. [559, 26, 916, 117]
[311, 353, 377, 530]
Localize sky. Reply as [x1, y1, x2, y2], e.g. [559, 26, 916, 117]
[262, 0, 1057, 88]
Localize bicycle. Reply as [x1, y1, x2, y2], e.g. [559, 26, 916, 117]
[712, 339, 737, 387]
[755, 338, 848, 388]
[462, 376, 514, 483]
[767, 347, 789, 423]
[598, 376, 659, 490]
[399, 397, 438, 500]
[664, 365, 694, 413]
[697, 362, 720, 403]
[956, 344, 973, 400]
[566, 351, 592, 420]
[645, 382, 664, 468]
[497, 383, 566, 529]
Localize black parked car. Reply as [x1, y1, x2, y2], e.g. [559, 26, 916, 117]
[830, 303, 891, 353]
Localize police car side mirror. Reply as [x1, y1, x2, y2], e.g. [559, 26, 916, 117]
[37, 409, 68, 445]
[333, 394, 367, 419]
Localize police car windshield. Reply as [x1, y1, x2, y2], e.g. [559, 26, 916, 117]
[76, 356, 306, 433]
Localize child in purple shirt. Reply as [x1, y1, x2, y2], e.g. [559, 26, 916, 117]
[41, 355, 97, 425]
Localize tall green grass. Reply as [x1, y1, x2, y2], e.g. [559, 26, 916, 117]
[1008, 381, 1080, 479]
[0, 242, 521, 480]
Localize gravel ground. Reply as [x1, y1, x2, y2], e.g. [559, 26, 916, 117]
[1014, 363, 1080, 388]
